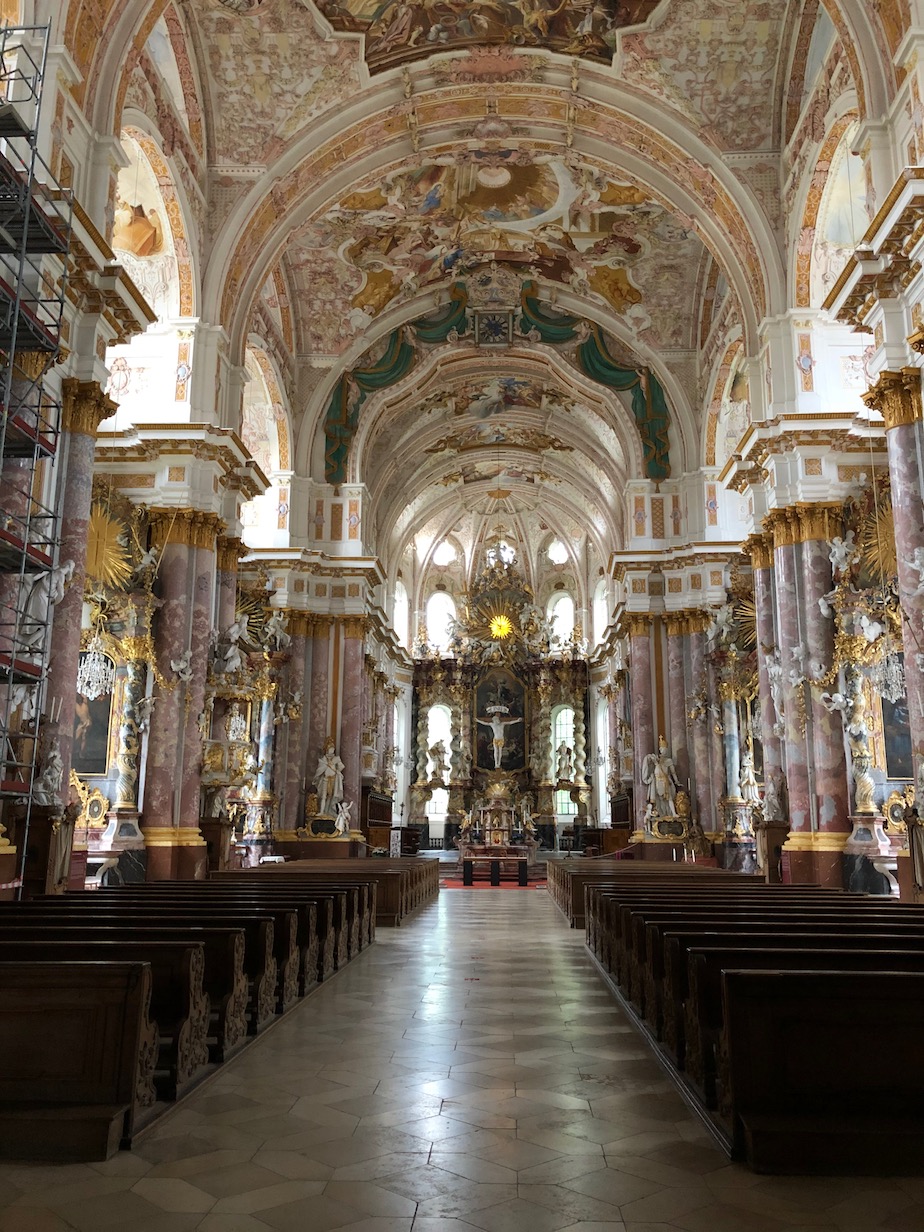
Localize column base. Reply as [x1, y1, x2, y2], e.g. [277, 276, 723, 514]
[715, 838, 757, 874]
[844, 812, 891, 857]
[143, 826, 208, 881]
[781, 830, 850, 886]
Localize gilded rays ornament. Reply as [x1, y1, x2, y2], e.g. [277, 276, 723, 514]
[85, 506, 133, 589]
[490, 614, 513, 640]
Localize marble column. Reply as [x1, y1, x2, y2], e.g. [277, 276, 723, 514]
[665, 615, 690, 788]
[627, 615, 653, 833]
[746, 534, 784, 787]
[244, 693, 277, 836]
[279, 613, 310, 838]
[215, 536, 243, 632]
[706, 656, 727, 832]
[799, 503, 852, 885]
[339, 616, 366, 818]
[688, 616, 715, 832]
[44, 381, 116, 810]
[306, 616, 331, 785]
[142, 510, 222, 880]
[863, 370, 924, 802]
[768, 509, 814, 882]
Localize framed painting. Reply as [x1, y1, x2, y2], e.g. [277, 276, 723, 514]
[474, 667, 527, 772]
[72, 655, 115, 777]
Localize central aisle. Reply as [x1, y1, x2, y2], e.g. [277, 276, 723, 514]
[1, 889, 922, 1231]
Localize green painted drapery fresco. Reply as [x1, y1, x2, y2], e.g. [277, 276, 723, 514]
[325, 285, 471, 482]
[519, 281, 672, 480]
[324, 328, 417, 483]
[324, 280, 673, 483]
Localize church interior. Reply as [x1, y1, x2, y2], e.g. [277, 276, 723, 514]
[3, 0, 924, 1217]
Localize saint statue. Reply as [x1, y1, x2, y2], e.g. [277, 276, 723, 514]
[312, 737, 345, 816]
[641, 736, 681, 818]
[739, 746, 761, 805]
[555, 742, 574, 781]
[428, 738, 449, 784]
[477, 708, 523, 770]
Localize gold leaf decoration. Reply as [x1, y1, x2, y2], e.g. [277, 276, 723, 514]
[489, 614, 513, 640]
[860, 496, 897, 583]
[732, 595, 757, 652]
[85, 505, 133, 589]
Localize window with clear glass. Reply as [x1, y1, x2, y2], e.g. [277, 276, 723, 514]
[552, 706, 578, 815]
[424, 704, 452, 818]
[393, 580, 409, 649]
[548, 592, 575, 644]
[426, 591, 457, 653]
[592, 580, 609, 646]
[432, 540, 457, 566]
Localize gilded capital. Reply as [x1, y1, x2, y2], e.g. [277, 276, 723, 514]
[61, 377, 117, 437]
[216, 535, 245, 572]
[687, 610, 712, 635]
[149, 507, 226, 550]
[343, 615, 368, 639]
[283, 610, 313, 637]
[665, 614, 687, 637]
[794, 502, 842, 544]
[625, 614, 651, 638]
[744, 533, 773, 572]
[862, 368, 923, 432]
[764, 507, 797, 550]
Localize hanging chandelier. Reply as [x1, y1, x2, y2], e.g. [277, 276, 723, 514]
[76, 633, 115, 700]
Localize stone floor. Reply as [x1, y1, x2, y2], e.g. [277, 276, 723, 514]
[1, 888, 922, 1232]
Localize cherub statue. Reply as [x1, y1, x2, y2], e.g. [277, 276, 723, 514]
[334, 799, 353, 835]
[170, 651, 193, 682]
[828, 531, 858, 578]
[222, 614, 249, 673]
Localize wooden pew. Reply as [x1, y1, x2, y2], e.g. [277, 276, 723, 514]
[685, 943, 924, 1108]
[719, 970, 924, 1174]
[0, 961, 157, 1161]
[0, 904, 279, 1034]
[0, 938, 209, 1100]
[0, 921, 248, 1060]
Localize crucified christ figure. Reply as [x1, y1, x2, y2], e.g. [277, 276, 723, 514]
[477, 710, 523, 770]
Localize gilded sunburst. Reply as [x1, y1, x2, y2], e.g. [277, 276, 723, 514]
[85, 506, 133, 589]
[490, 614, 513, 640]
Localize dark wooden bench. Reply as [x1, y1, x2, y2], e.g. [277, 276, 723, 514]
[0, 904, 278, 1035]
[0, 938, 209, 1100]
[720, 970, 924, 1174]
[0, 961, 157, 1161]
[686, 943, 924, 1108]
[0, 920, 248, 1060]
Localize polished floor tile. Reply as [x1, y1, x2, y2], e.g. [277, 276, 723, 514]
[0, 889, 919, 1230]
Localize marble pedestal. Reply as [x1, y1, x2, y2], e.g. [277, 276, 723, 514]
[87, 809, 146, 883]
[715, 838, 758, 874]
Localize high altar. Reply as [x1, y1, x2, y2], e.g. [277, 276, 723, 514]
[409, 554, 592, 851]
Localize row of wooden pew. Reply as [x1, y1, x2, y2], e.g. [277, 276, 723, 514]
[553, 861, 924, 1175]
[0, 871, 381, 1163]
[213, 857, 441, 926]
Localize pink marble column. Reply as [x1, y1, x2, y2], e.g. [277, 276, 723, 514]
[281, 614, 310, 832]
[142, 511, 222, 880]
[666, 616, 689, 788]
[706, 656, 726, 823]
[627, 616, 653, 832]
[45, 381, 116, 801]
[769, 511, 814, 882]
[748, 538, 784, 787]
[305, 616, 331, 784]
[864, 372, 924, 797]
[688, 618, 714, 829]
[339, 617, 366, 816]
[215, 536, 243, 631]
[799, 508, 850, 854]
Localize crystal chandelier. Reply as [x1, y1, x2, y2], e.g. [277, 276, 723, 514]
[872, 648, 906, 705]
[76, 634, 115, 700]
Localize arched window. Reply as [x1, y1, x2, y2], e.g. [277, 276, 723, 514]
[551, 705, 577, 816]
[426, 591, 456, 653]
[548, 592, 575, 646]
[425, 703, 452, 820]
[592, 580, 609, 646]
[393, 581, 409, 649]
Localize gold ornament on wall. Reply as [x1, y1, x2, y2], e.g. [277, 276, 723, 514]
[86, 505, 133, 589]
[859, 496, 897, 584]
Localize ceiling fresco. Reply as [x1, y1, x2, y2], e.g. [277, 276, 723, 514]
[315, 1, 662, 73]
[287, 152, 706, 356]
